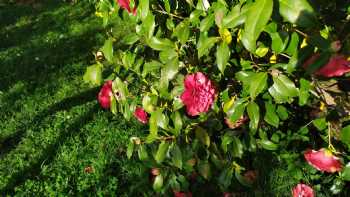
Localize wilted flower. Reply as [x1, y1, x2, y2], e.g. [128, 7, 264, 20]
[117, 0, 137, 15]
[133, 107, 148, 124]
[304, 54, 350, 77]
[98, 80, 113, 109]
[304, 149, 342, 173]
[225, 116, 248, 129]
[292, 183, 314, 197]
[180, 72, 216, 116]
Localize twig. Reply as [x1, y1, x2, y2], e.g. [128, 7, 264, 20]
[294, 28, 308, 38]
[154, 9, 185, 19]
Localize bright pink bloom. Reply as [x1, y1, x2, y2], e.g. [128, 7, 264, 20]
[304, 149, 342, 173]
[173, 191, 192, 197]
[98, 80, 113, 109]
[134, 107, 148, 124]
[292, 184, 314, 197]
[117, 0, 137, 15]
[304, 54, 350, 77]
[180, 72, 216, 116]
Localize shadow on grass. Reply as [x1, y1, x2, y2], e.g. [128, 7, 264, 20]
[0, 87, 99, 157]
[0, 100, 100, 194]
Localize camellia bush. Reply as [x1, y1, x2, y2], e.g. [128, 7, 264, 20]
[84, 0, 350, 196]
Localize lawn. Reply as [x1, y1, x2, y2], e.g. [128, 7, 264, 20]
[0, 1, 146, 195]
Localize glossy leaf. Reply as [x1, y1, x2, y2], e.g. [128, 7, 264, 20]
[198, 161, 211, 180]
[298, 78, 311, 106]
[101, 38, 113, 62]
[195, 127, 210, 147]
[171, 144, 183, 169]
[264, 102, 279, 127]
[279, 0, 316, 27]
[216, 42, 230, 74]
[340, 125, 350, 146]
[173, 20, 190, 45]
[249, 72, 268, 99]
[83, 64, 102, 85]
[197, 32, 219, 58]
[247, 101, 260, 134]
[241, 0, 273, 52]
[127, 139, 134, 159]
[268, 73, 299, 103]
[232, 136, 244, 158]
[147, 37, 174, 51]
[153, 174, 164, 192]
[259, 139, 279, 150]
[155, 141, 170, 163]
[138, 0, 149, 20]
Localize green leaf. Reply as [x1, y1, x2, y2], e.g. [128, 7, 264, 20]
[142, 94, 157, 113]
[155, 141, 170, 163]
[142, 60, 162, 77]
[153, 174, 164, 192]
[235, 171, 252, 187]
[249, 72, 268, 99]
[227, 98, 248, 122]
[264, 102, 279, 128]
[200, 14, 215, 32]
[112, 77, 129, 101]
[140, 13, 155, 39]
[138, 145, 149, 161]
[171, 144, 183, 169]
[198, 161, 211, 180]
[171, 111, 182, 136]
[258, 139, 279, 150]
[222, 4, 248, 29]
[285, 32, 299, 56]
[195, 127, 210, 147]
[340, 125, 350, 146]
[342, 163, 350, 181]
[121, 51, 136, 70]
[197, 32, 219, 58]
[232, 136, 244, 158]
[279, 0, 316, 27]
[221, 133, 233, 153]
[216, 42, 230, 74]
[299, 78, 311, 106]
[127, 139, 134, 159]
[147, 37, 175, 51]
[255, 46, 269, 57]
[138, 0, 149, 20]
[313, 118, 327, 131]
[218, 168, 233, 189]
[83, 64, 102, 85]
[161, 58, 179, 80]
[121, 33, 139, 45]
[159, 49, 178, 64]
[268, 73, 299, 103]
[241, 0, 273, 52]
[172, 20, 190, 45]
[101, 38, 113, 62]
[247, 101, 260, 134]
[276, 105, 289, 120]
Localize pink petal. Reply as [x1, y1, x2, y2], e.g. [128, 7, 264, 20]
[292, 183, 314, 197]
[304, 149, 342, 173]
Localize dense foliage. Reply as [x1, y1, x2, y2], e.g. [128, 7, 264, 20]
[84, 0, 350, 196]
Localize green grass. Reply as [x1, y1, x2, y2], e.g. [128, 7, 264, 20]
[0, 1, 145, 195]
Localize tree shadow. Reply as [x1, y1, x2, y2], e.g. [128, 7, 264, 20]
[0, 99, 101, 194]
[0, 87, 99, 157]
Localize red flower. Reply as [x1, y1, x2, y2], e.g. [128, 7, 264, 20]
[117, 0, 137, 15]
[180, 72, 216, 116]
[292, 183, 314, 197]
[304, 149, 342, 173]
[304, 54, 350, 77]
[134, 107, 148, 124]
[173, 191, 192, 197]
[98, 80, 113, 109]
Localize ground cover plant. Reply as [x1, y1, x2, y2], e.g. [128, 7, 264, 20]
[0, 1, 147, 196]
[86, 0, 350, 196]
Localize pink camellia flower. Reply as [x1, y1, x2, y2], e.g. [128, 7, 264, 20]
[173, 191, 192, 197]
[304, 149, 342, 173]
[304, 54, 350, 78]
[117, 0, 137, 15]
[180, 72, 216, 116]
[98, 80, 113, 109]
[133, 107, 148, 124]
[292, 183, 314, 197]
